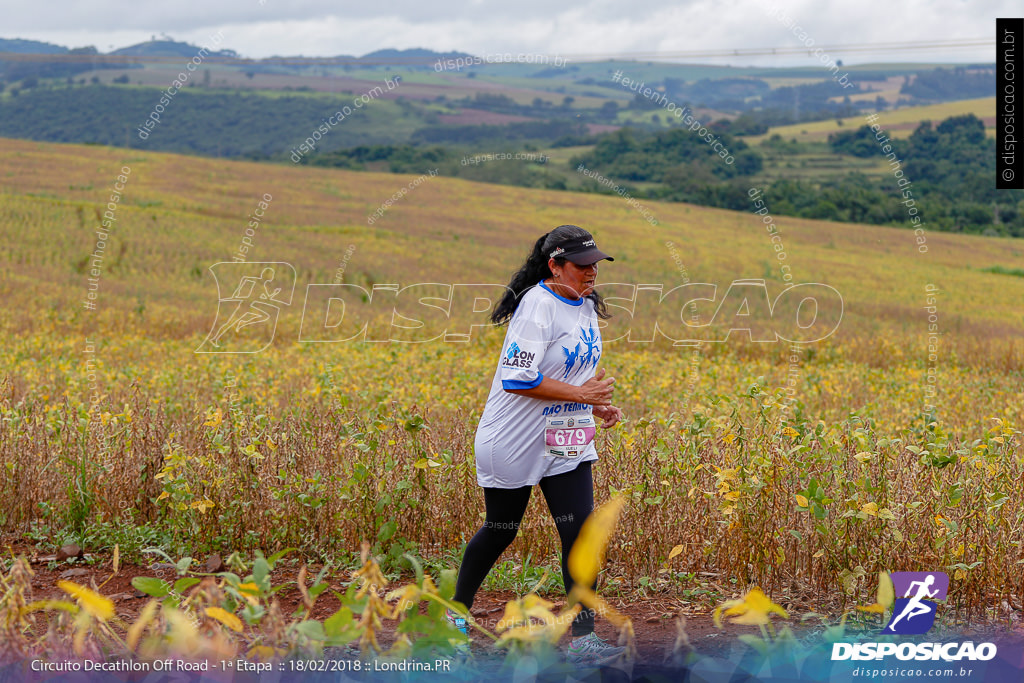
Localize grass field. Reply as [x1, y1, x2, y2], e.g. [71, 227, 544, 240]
[744, 97, 997, 143]
[0, 136, 1022, 629]
[752, 141, 893, 184]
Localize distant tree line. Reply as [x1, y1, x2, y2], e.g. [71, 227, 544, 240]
[410, 119, 587, 144]
[0, 46, 121, 83]
[570, 127, 762, 181]
[561, 114, 1023, 237]
[309, 144, 568, 190]
[0, 84, 407, 157]
[899, 67, 995, 101]
[822, 114, 1023, 235]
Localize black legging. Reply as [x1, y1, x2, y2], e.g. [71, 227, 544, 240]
[453, 460, 597, 637]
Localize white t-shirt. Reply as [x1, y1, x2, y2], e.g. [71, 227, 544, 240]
[474, 281, 603, 488]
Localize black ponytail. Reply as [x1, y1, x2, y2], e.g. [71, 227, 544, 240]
[490, 225, 610, 325]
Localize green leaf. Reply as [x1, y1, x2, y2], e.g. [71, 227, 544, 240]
[252, 557, 270, 587]
[403, 553, 424, 586]
[269, 582, 292, 596]
[438, 568, 457, 601]
[403, 415, 427, 432]
[219, 572, 241, 587]
[131, 576, 170, 598]
[175, 557, 193, 575]
[142, 547, 173, 564]
[293, 619, 326, 641]
[173, 577, 200, 594]
[132, 577, 169, 598]
[267, 548, 297, 566]
[378, 520, 398, 542]
[324, 606, 357, 642]
[241, 603, 266, 624]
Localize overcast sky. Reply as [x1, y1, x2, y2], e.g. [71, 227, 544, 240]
[0, 0, 1007, 66]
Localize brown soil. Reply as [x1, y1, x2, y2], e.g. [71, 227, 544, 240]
[11, 547, 767, 664]
[12, 545, 1021, 668]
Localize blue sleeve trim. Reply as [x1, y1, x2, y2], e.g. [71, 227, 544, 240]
[540, 280, 584, 306]
[502, 373, 544, 391]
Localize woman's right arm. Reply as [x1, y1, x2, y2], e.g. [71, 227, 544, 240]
[506, 368, 616, 406]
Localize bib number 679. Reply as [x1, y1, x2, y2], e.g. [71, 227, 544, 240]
[554, 428, 588, 446]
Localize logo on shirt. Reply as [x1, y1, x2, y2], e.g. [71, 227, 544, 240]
[561, 342, 581, 378]
[502, 340, 536, 369]
[580, 325, 600, 368]
[560, 326, 601, 378]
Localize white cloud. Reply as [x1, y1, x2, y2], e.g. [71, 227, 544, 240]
[0, 0, 1004, 64]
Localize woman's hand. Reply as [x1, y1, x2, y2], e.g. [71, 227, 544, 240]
[576, 367, 615, 406]
[592, 404, 623, 429]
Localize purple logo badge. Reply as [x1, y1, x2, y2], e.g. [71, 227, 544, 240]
[885, 572, 948, 635]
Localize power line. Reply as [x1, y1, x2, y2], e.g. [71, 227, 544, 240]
[564, 38, 994, 61]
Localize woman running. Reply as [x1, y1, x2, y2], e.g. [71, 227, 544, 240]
[448, 224, 625, 666]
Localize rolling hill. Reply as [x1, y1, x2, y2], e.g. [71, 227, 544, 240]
[1, 135, 1021, 343]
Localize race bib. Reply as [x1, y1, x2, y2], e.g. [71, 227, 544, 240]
[544, 415, 596, 458]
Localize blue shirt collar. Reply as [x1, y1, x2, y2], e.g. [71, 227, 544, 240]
[540, 280, 584, 306]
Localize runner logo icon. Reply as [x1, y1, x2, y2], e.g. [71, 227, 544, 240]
[885, 572, 948, 635]
[197, 262, 296, 354]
